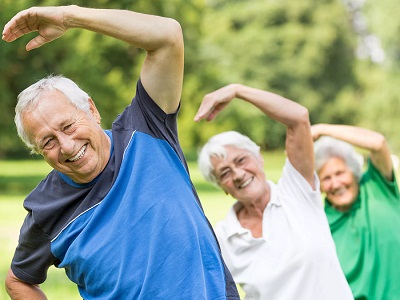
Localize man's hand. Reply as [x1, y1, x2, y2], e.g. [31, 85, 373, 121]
[2, 6, 68, 51]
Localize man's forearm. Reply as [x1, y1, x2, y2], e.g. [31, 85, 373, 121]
[63, 6, 180, 51]
[5, 269, 47, 300]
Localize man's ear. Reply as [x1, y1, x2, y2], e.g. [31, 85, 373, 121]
[88, 98, 101, 124]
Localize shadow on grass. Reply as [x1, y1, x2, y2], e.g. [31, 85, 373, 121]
[0, 175, 45, 196]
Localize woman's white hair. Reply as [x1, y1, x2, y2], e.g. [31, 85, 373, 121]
[15, 75, 91, 154]
[198, 131, 260, 186]
[314, 136, 364, 181]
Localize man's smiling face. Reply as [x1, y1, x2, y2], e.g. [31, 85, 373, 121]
[22, 90, 110, 183]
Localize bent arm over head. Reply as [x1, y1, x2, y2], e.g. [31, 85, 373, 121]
[5, 268, 47, 300]
[2, 5, 184, 114]
[312, 124, 393, 181]
[195, 84, 315, 188]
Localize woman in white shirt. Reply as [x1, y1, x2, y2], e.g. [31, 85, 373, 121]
[195, 83, 352, 300]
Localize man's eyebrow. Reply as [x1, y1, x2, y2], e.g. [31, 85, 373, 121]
[60, 117, 76, 127]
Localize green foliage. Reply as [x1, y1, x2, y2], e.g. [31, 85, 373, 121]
[0, 0, 207, 157]
[355, 62, 400, 153]
[186, 0, 359, 149]
[363, 0, 400, 68]
[0, 0, 399, 158]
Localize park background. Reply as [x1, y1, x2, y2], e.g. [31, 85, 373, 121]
[1, 0, 399, 299]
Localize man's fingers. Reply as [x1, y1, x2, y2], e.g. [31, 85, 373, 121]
[3, 21, 33, 42]
[26, 35, 48, 51]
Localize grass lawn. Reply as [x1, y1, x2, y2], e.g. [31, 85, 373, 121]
[0, 151, 285, 299]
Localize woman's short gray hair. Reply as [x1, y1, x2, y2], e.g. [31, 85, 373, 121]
[15, 75, 91, 154]
[198, 131, 260, 186]
[314, 136, 364, 181]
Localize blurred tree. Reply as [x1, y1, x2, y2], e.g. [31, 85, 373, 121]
[187, 0, 360, 151]
[0, 0, 205, 158]
[353, 0, 400, 154]
[356, 63, 400, 154]
[1, 0, 398, 158]
[363, 0, 400, 68]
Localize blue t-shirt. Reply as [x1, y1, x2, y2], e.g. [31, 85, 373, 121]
[11, 80, 239, 299]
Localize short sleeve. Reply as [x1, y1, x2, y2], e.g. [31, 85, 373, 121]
[11, 212, 56, 284]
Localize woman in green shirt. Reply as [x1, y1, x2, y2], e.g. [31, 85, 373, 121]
[312, 124, 400, 300]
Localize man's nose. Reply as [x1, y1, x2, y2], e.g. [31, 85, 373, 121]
[59, 134, 74, 155]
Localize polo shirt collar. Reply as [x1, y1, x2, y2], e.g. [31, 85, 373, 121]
[266, 179, 281, 208]
[224, 180, 280, 238]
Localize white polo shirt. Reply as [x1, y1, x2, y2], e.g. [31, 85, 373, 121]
[214, 159, 353, 300]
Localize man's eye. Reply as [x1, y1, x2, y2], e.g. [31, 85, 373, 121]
[43, 138, 54, 149]
[64, 123, 73, 131]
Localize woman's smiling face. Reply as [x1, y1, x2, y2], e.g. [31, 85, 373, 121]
[22, 90, 110, 183]
[318, 156, 359, 212]
[211, 146, 269, 203]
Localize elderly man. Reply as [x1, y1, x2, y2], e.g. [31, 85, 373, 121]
[3, 5, 239, 299]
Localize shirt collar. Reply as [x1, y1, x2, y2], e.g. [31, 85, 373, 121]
[224, 180, 281, 238]
[266, 179, 281, 207]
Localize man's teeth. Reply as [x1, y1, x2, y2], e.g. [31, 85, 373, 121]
[68, 145, 87, 162]
[240, 178, 253, 189]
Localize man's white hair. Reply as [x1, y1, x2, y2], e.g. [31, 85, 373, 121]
[15, 75, 91, 153]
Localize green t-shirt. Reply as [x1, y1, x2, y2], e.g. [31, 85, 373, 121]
[325, 159, 400, 300]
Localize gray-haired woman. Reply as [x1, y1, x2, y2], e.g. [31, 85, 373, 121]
[312, 123, 400, 299]
[195, 84, 353, 300]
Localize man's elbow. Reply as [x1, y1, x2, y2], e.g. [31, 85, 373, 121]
[165, 18, 184, 52]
